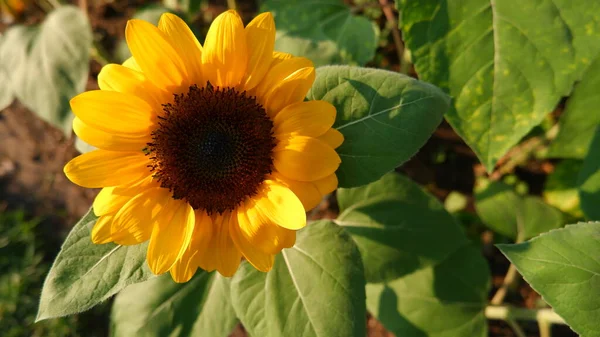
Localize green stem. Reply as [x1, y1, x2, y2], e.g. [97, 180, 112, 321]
[506, 318, 527, 337]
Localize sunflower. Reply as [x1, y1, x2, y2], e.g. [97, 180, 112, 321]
[64, 10, 343, 282]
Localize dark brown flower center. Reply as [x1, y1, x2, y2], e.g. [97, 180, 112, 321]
[147, 84, 276, 214]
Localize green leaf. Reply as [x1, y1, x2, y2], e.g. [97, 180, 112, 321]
[111, 272, 237, 337]
[0, 6, 91, 134]
[399, 0, 600, 170]
[0, 34, 14, 110]
[261, 0, 379, 66]
[230, 220, 366, 337]
[307, 66, 449, 187]
[543, 159, 584, 218]
[367, 244, 490, 337]
[498, 222, 600, 336]
[578, 126, 600, 220]
[336, 172, 469, 282]
[475, 180, 564, 239]
[37, 209, 153, 321]
[549, 55, 600, 159]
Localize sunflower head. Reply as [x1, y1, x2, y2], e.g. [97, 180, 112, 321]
[64, 10, 343, 282]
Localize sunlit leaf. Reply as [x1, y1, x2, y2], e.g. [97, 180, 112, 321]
[308, 66, 449, 188]
[543, 159, 584, 219]
[261, 0, 379, 66]
[0, 6, 91, 134]
[0, 34, 14, 110]
[578, 126, 600, 220]
[336, 172, 468, 282]
[230, 220, 366, 337]
[499, 222, 600, 336]
[111, 272, 237, 337]
[399, 0, 600, 170]
[37, 209, 152, 321]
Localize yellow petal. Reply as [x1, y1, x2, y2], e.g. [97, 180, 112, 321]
[147, 198, 195, 274]
[172, 210, 215, 281]
[252, 180, 306, 231]
[271, 172, 322, 211]
[64, 150, 151, 188]
[91, 215, 115, 244]
[122, 57, 142, 72]
[317, 128, 344, 149]
[70, 90, 155, 137]
[229, 209, 275, 272]
[273, 101, 336, 137]
[213, 212, 242, 277]
[126, 19, 187, 90]
[232, 196, 296, 254]
[202, 10, 247, 87]
[271, 51, 293, 67]
[194, 211, 218, 272]
[241, 12, 275, 91]
[73, 117, 149, 152]
[274, 135, 341, 182]
[93, 176, 155, 216]
[255, 57, 313, 102]
[110, 187, 171, 245]
[98, 64, 167, 109]
[158, 13, 203, 86]
[264, 67, 315, 115]
[314, 174, 338, 195]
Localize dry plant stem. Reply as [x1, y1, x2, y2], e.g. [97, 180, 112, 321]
[539, 318, 552, 337]
[485, 306, 566, 325]
[491, 230, 525, 305]
[378, 0, 405, 68]
[490, 263, 518, 305]
[227, 0, 237, 10]
[490, 124, 559, 180]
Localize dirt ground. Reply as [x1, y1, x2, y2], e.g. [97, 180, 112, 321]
[0, 0, 579, 336]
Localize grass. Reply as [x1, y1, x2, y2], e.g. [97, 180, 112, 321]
[0, 210, 109, 337]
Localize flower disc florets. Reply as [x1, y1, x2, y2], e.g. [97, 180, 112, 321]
[147, 84, 276, 214]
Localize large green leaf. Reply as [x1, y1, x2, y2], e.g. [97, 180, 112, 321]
[111, 272, 237, 337]
[230, 220, 366, 337]
[498, 222, 600, 336]
[399, 0, 600, 170]
[336, 172, 468, 283]
[0, 6, 91, 134]
[475, 180, 564, 239]
[307, 66, 449, 187]
[578, 127, 600, 220]
[37, 209, 153, 321]
[367, 245, 489, 337]
[549, 55, 600, 159]
[261, 0, 378, 66]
